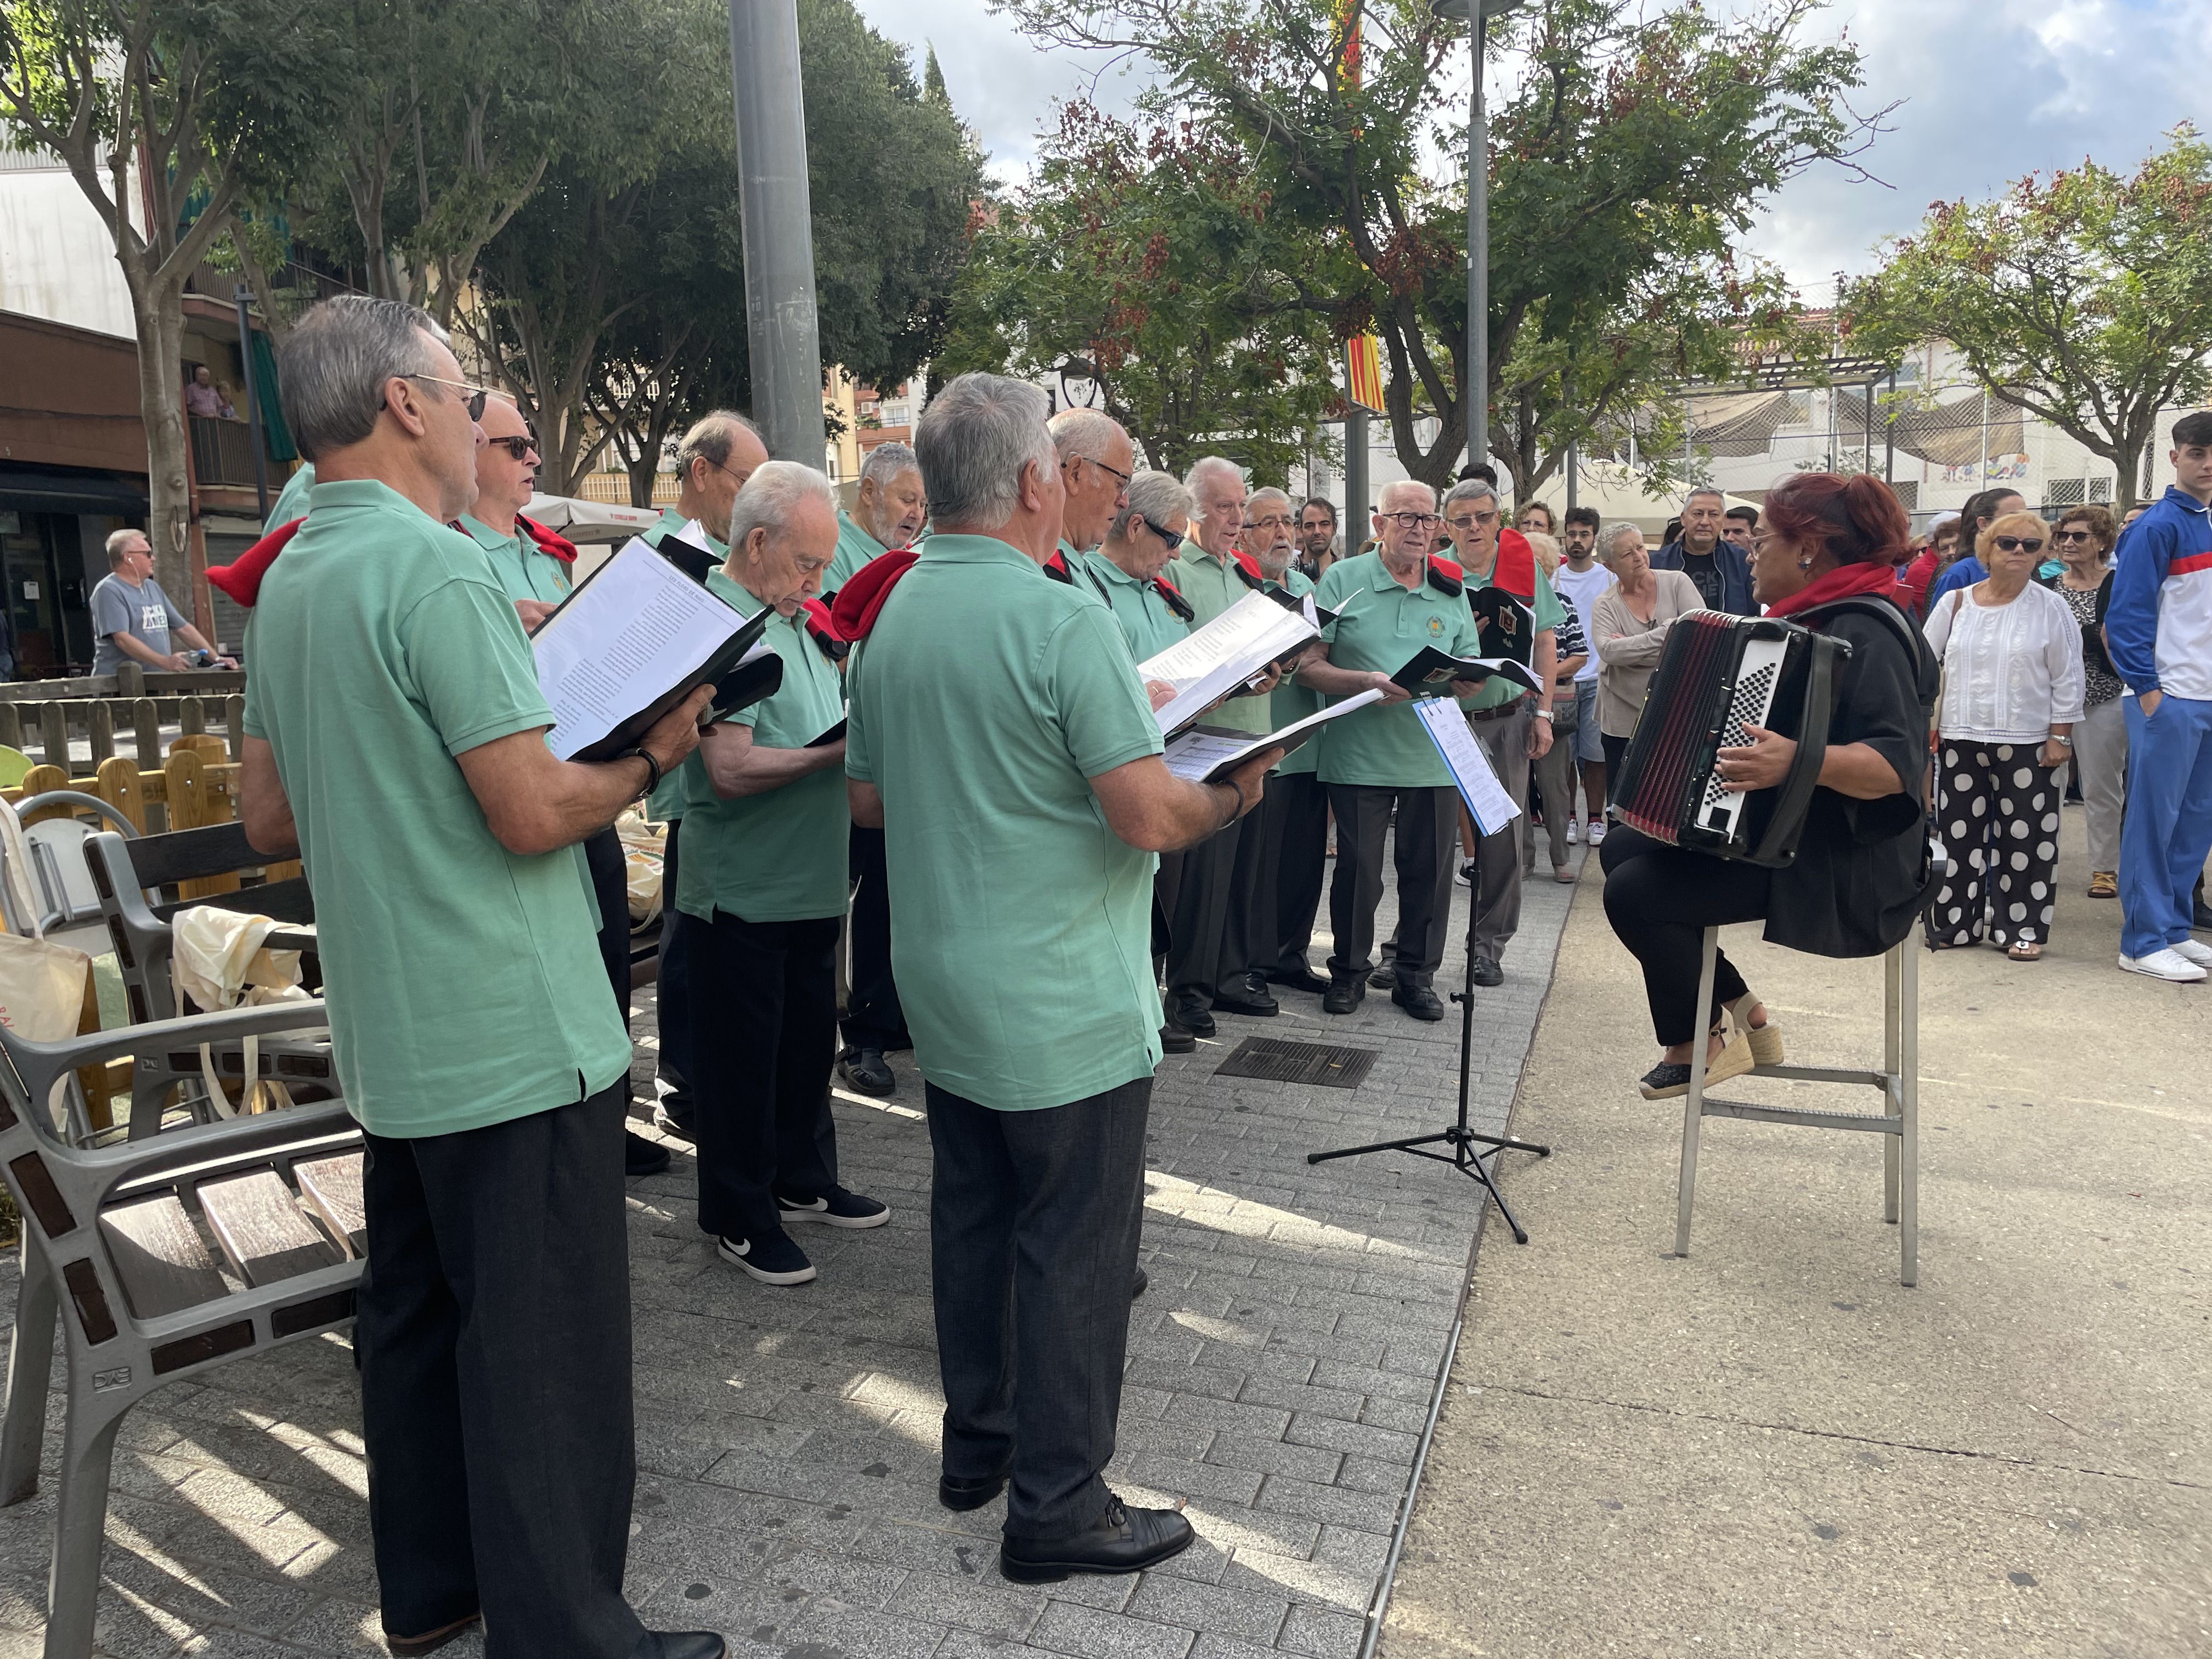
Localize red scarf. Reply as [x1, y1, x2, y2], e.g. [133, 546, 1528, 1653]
[1488, 527, 1537, 601]
[208, 512, 576, 608]
[828, 549, 921, 641]
[1763, 560, 1906, 620]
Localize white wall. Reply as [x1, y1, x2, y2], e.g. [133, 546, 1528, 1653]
[0, 161, 138, 340]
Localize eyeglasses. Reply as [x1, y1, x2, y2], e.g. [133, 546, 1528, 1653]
[1246, 515, 1295, 531]
[1137, 516, 1184, 552]
[2050, 529, 2097, 545]
[1446, 511, 1500, 531]
[402, 373, 493, 421]
[487, 435, 537, 461]
[1993, 536, 2046, 554]
[1066, 454, 1133, 489]
[705, 456, 754, 487]
[1381, 512, 1443, 531]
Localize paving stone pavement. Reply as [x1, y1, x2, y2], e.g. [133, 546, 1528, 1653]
[0, 830, 1586, 1658]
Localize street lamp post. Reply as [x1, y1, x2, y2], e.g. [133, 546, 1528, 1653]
[1436, 0, 1527, 484]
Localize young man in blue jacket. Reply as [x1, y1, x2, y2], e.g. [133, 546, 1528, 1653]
[2107, 410, 2212, 982]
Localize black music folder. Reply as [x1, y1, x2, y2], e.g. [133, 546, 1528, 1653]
[1389, 648, 1543, 697]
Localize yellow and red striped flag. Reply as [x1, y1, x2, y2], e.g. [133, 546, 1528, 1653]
[1346, 334, 1386, 414]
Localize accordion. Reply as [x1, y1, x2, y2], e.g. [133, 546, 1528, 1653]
[1611, 611, 1848, 867]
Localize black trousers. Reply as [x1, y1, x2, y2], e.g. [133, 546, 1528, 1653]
[1164, 812, 1238, 1019]
[1327, 783, 1459, 983]
[358, 1084, 642, 1658]
[1260, 770, 1330, 974]
[655, 822, 693, 1107]
[1601, 732, 1630, 806]
[582, 827, 630, 1014]
[1599, 824, 1770, 1046]
[1216, 777, 1274, 990]
[841, 824, 910, 1052]
[927, 1075, 1150, 1539]
[689, 909, 841, 1241]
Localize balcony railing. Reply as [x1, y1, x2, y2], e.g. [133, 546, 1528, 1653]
[189, 415, 264, 488]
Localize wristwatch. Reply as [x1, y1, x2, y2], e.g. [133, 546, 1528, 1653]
[2049, 735, 2073, 748]
[1533, 708, 1554, 721]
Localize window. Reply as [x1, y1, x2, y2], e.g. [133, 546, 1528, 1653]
[2046, 478, 2086, 507]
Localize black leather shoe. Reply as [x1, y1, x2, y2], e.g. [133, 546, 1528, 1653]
[1367, 961, 1397, 990]
[624, 1130, 670, 1177]
[939, 1464, 1011, 1512]
[1172, 1006, 1217, 1039]
[1001, 1494, 1195, 1583]
[1132, 1266, 1148, 1299]
[1211, 976, 1278, 1018]
[1470, 955, 1504, 988]
[1160, 1024, 1197, 1055]
[1265, 964, 1334, 996]
[387, 1612, 480, 1656]
[837, 1047, 895, 1097]
[1322, 978, 1364, 1016]
[651, 1098, 695, 1143]
[631, 1634, 729, 1659]
[1391, 983, 1444, 1022]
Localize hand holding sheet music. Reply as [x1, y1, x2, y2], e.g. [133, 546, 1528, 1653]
[1162, 688, 1386, 782]
[1390, 647, 1543, 698]
[1414, 698, 1521, 836]
[1139, 591, 1319, 736]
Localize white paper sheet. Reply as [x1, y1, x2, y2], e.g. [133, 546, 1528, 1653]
[1161, 688, 1386, 782]
[1415, 698, 1522, 836]
[532, 537, 747, 760]
[1139, 591, 1318, 735]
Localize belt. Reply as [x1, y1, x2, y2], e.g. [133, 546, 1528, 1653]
[1466, 701, 1526, 724]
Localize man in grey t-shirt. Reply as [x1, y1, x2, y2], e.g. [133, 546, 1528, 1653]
[90, 529, 235, 675]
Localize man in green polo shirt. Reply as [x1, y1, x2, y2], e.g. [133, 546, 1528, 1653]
[1300, 479, 1492, 1019]
[824, 439, 925, 597]
[1165, 455, 1281, 1030]
[639, 411, 764, 1144]
[1437, 479, 1558, 986]
[240, 296, 722, 1659]
[456, 395, 671, 1177]
[830, 441, 926, 1098]
[675, 461, 888, 1287]
[1242, 488, 1334, 998]
[1049, 407, 1135, 566]
[846, 373, 1278, 1583]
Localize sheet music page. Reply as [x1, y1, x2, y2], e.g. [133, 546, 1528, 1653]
[1139, 591, 1317, 733]
[1162, 731, 1252, 781]
[533, 537, 746, 760]
[1414, 698, 1522, 835]
[1160, 688, 1385, 781]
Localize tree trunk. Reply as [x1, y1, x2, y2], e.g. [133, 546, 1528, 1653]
[132, 287, 196, 604]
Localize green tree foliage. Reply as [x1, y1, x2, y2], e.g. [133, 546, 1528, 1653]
[996, 0, 1881, 492]
[1843, 126, 2212, 512]
[2, 0, 336, 597]
[939, 100, 1341, 479]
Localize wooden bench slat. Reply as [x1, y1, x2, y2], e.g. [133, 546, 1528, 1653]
[98, 1195, 228, 1318]
[293, 1154, 367, 1257]
[198, 1171, 343, 1286]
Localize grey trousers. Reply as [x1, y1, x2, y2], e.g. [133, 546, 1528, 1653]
[1327, 783, 1459, 983]
[927, 1075, 1150, 1538]
[2073, 696, 2129, 874]
[1525, 703, 1580, 871]
[1470, 703, 1534, 961]
[1164, 815, 1237, 1018]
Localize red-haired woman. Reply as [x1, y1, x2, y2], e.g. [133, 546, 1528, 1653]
[1600, 474, 1940, 1099]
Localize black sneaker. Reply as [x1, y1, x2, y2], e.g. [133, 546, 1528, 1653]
[1171, 1006, 1216, 1039]
[1367, 961, 1397, 990]
[1391, 983, 1444, 1021]
[837, 1047, 895, 1097]
[716, 1229, 816, 1285]
[1322, 977, 1365, 1015]
[1470, 955, 1504, 988]
[776, 1187, 890, 1229]
[624, 1130, 671, 1177]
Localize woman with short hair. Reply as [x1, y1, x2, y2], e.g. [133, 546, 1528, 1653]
[2043, 505, 2125, 897]
[1514, 500, 1555, 537]
[1590, 524, 1703, 831]
[1922, 511, 2086, 960]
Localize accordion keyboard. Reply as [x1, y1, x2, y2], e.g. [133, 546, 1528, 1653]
[1695, 635, 1789, 832]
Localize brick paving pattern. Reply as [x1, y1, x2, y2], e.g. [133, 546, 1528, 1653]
[0, 838, 1583, 1657]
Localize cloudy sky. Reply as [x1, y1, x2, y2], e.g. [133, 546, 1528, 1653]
[851, 0, 2202, 298]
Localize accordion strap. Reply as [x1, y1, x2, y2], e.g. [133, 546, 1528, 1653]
[1795, 594, 1923, 667]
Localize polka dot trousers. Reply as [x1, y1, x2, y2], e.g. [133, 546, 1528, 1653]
[1929, 742, 2061, 947]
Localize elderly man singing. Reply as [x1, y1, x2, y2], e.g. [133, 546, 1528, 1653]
[240, 296, 721, 1659]
[1051, 408, 1137, 559]
[825, 440, 926, 599]
[845, 373, 1277, 1582]
[1302, 481, 1492, 1019]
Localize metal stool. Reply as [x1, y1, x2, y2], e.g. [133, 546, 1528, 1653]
[1675, 926, 1918, 1286]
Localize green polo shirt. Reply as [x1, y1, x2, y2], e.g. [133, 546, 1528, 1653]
[673, 572, 848, 923]
[264, 461, 315, 532]
[1081, 551, 1190, 662]
[457, 515, 573, 606]
[1458, 554, 1568, 712]
[241, 479, 632, 1137]
[1170, 540, 1274, 736]
[1311, 551, 1485, 788]
[846, 534, 1164, 1110]
[641, 507, 728, 821]
[1264, 567, 1325, 775]
[825, 511, 888, 595]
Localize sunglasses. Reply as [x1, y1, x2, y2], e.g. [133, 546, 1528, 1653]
[1993, 536, 2045, 554]
[1138, 516, 1184, 552]
[487, 435, 537, 461]
[400, 373, 494, 420]
[2049, 529, 2097, 545]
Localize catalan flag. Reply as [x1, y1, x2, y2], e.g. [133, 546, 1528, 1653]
[1346, 334, 1386, 414]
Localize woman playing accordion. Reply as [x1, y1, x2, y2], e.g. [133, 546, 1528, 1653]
[1599, 473, 1939, 1098]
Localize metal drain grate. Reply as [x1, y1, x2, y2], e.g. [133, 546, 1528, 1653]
[1212, 1037, 1378, 1089]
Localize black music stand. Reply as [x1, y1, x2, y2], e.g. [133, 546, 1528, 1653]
[1306, 888, 1551, 1243]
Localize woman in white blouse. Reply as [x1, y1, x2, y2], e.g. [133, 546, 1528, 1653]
[1922, 511, 2086, 960]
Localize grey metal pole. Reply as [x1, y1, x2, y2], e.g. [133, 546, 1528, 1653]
[1467, 13, 1488, 480]
[729, 0, 826, 464]
[232, 285, 269, 521]
[1347, 407, 1370, 551]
